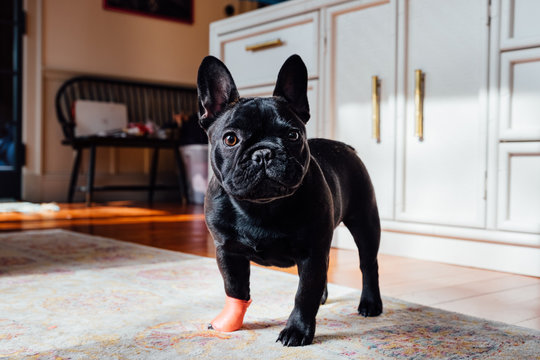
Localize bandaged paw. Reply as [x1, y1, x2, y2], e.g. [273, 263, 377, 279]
[209, 296, 252, 332]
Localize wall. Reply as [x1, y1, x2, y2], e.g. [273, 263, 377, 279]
[23, 0, 252, 202]
[43, 0, 238, 85]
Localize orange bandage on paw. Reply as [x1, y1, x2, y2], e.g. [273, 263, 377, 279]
[209, 296, 252, 332]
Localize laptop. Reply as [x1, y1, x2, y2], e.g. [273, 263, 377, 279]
[74, 100, 128, 137]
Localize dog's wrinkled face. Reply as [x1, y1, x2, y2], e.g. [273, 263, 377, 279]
[208, 96, 309, 202]
[197, 55, 311, 202]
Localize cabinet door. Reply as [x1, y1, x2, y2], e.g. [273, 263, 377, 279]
[497, 142, 540, 234]
[326, 0, 397, 220]
[501, 0, 540, 50]
[499, 48, 540, 141]
[396, 0, 488, 227]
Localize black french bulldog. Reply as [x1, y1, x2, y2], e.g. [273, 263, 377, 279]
[197, 54, 383, 346]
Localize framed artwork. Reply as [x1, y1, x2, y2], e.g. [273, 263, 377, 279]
[103, 0, 193, 24]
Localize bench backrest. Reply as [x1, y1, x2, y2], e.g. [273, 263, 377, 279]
[55, 75, 199, 140]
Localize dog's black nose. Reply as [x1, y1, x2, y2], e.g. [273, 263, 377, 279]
[251, 148, 274, 166]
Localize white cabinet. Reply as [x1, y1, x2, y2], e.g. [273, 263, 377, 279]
[326, 0, 397, 220]
[396, 0, 489, 227]
[497, 2, 540, 235]
[210, 0, 540, 276]
[497, 142, 540, 233]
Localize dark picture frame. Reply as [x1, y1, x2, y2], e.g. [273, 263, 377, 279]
[103, 0, 193, 25]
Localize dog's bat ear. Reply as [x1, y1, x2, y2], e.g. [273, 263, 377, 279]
[197, 56, 240, 130]
[273, 54, 310, 123]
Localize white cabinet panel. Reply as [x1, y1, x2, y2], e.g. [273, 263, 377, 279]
[217, 12, 319, 89]
[497, 142, 540, 233]
[501, 0, 540, 50]
[239, 81, 320, 139]
[499, 48, 540, 141]
[396, 0, 488, 227]
[327, 0, 397, 220]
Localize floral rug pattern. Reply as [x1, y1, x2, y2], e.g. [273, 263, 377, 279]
[0, 229, 538, 359]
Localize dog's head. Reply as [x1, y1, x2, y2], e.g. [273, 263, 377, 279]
[197, 55, 311, 203]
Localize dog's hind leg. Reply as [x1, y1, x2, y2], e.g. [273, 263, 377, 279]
[343, 206, 383, 317]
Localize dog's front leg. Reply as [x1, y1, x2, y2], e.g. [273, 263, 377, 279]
[277, 253, 327, 346]
[209, 246, 251, 332]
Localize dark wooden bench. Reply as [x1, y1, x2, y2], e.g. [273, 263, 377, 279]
[55, 75, 199, 205]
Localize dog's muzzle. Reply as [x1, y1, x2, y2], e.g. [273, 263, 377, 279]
[225, 147, 304, 202]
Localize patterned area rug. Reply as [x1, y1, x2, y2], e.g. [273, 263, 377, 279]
[0, 229, 538, 359]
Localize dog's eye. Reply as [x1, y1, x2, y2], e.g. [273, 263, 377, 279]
[223, 133, 238, 147]
[287, 130, 300, 141]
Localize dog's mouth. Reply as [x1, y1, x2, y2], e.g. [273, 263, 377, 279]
[223, 162, 305, 203]
[228, 176, 300, 203]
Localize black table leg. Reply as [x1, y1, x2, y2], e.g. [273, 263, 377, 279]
[68, 149, 82, 203]
[173, 146, 188, 205]
[148, 147, 159, 204]
[86, 145, 96, 206]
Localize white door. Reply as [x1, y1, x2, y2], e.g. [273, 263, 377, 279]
[326, 0, 397, 220]
[396, 0, 489, 227]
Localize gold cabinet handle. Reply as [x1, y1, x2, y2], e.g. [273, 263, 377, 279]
[245, 38, 284, 52]
[415, 69, 425, 141]
[372, 76, 381, 143]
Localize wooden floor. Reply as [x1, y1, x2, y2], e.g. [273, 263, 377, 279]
[1, 201, 539, 331]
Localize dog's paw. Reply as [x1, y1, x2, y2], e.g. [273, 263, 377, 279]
[320, 285, 328, 305]
[358, 294, 383, 317]
[277, 324, 314, 347]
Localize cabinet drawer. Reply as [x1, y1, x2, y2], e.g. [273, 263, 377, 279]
[217, 12, 319, 89]
[499, 48, 540, 141]
[501, 0, 540, 50]
[239, 81, 320, 138]
[497, 142, 540, 233]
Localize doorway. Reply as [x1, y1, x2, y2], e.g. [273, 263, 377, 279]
[0, 0, 23, 199]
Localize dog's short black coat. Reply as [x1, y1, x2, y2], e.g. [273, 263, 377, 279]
[197, 54, 383, 347]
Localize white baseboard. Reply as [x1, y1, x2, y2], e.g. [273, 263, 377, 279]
[332, 226, 540, 277]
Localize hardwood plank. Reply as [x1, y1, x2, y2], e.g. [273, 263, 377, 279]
[435, 284, 540, 325]
[516, 317, 540, 331]
[399, 274, 539, 306]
